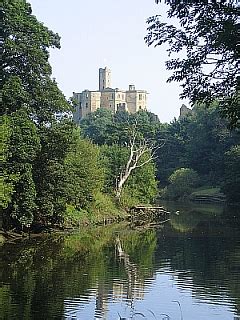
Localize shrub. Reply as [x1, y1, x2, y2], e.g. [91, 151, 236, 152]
[163, 168, 200, 200]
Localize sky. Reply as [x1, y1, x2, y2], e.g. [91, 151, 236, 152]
[29, 0, 188, 123]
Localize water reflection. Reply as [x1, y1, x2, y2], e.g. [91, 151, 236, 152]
[0, 204, 240, 319]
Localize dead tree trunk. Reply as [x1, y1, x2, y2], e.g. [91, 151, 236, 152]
[115, 129, 160, 200]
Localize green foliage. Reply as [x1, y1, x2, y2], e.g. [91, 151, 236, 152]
[88, 191, 124, 221]
[64, 133, 104, 210]
[2, 0, 71, 121]
[156, 103, 239, 187]
[183, 103, 237, 182]
[100, 144, 129, 193]
[162, 168, 199, 200]
[146, 2, 239, 128]
[6, 109, 40, 227]
[64, 205, 90, 227]
[80, 109, 115, 145]
[155, 120, 187, 185]
[121, 154, 158, 206]
[0, 116, 16, 209]
[81, 110, 159, 205]
[80, 109, 161, 145]
[10, 163, 37, 227]
[33, 121, 76, 222]
[1, 1, 73, 229]
[100, 145, 158, 206]
[3, 0, 59, 93]
[222, 145, 240, 204]
[9, 109, 40, 163]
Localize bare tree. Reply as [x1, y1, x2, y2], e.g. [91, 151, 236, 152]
[115, 126, 162, 200]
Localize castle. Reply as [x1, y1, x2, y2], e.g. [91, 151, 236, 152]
[73, 67, 147, 123]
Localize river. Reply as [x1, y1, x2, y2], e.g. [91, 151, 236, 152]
[0, 202, 240, 319]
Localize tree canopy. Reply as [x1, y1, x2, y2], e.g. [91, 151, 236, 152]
[2, 0, 71, 120]
[145, 1, 239, 128]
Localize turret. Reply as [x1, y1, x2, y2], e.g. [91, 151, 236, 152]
[99, 67, 111, 91]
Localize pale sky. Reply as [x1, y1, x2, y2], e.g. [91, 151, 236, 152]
[29, 0, 188, 123]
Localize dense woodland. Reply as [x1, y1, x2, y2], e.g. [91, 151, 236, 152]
[1, 1, 239, 232]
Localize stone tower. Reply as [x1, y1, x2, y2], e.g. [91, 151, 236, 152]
[99, 67, 111, 91]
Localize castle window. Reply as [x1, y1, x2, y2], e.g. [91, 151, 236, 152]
[139, 105, 142, 110]
[139, 94, 142, 100]
[86, 102, 88, 108]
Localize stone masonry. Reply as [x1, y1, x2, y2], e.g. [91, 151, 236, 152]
[73, 67, 147, 123]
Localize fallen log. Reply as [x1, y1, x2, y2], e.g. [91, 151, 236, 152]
[130, 206, 170, 215]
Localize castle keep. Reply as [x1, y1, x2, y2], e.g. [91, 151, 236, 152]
[73, 67, 147, 123]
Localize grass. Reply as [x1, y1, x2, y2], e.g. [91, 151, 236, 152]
[63, 192, 127, 228]
[191, 186, 221, 196]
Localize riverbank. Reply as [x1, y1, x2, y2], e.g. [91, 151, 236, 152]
[159, 186, 233, 204]
[0, 202, 171, 244]
[1, 189, 238, 245]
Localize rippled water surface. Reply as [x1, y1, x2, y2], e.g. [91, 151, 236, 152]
[0, 202, 240, 319]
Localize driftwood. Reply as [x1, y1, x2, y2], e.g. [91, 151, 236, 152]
[128, 205, 171, 228]
[131, 205, 169, 210]
[130, 206, 170, 215]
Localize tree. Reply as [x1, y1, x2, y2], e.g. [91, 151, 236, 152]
[145, 1, 239, 128]
[81, 110, 161, 203]
[115, 130, 159, 199]
[5, 109, 40, 228]
[154, 120, 188, 185]
[2, 0, 73, 229]
[163, 168, 199, 200]
[64, 133, 104, 210]
[32, 120, 76, 224]
[222, 145, 240, 204]
[154, 102, 239, 188]
[100, 144, 129, 194]
[122, 154, 158, 205]
[2, 0, 71, 119]
[81, 109, 162, 146]
[186, 104, 239, 181]
[80, 109, 115, 145]
[0, 116, 16, 210]
[100, 143, 158, 205]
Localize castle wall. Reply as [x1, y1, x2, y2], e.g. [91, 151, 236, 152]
[126, 87, 147, 113]
[179, 104, 193, 120]
[100, 89, 115, 112]
[100, 89, 126, 112]
[80, 90, 101, 118]
[73, 68, 147, 122]
[114, 90, 126, 112]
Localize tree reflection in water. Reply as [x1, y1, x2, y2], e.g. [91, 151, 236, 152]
[0, 204, 240, 319]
